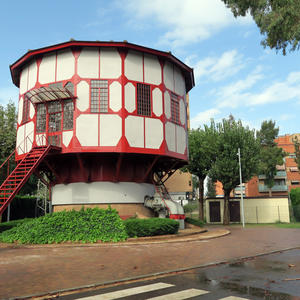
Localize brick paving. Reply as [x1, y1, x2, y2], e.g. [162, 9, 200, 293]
[0, 226, 299, 299]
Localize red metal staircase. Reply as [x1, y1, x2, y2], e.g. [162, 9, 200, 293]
[0, 145, 55, 216]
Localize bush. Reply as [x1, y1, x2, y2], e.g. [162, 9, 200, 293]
[183, 202, 198, 214]
[124, 218, 179, 237]
[0, 207, 128, 244]
[185, 217, 204, 227]
[290, 188, 300, 221]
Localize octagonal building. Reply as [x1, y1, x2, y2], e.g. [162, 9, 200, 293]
[9, 40, 194, 217]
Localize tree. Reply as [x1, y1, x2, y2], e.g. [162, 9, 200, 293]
[206, 177, 216, 198]
[294, 136, 300, 171]
[257, 120, 285, 197]
[209, 116, 260, 225]
[185, 121, 217, 221]
[222, 0, 300, 55]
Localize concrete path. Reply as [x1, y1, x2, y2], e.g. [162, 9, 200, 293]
[0, 226, 299, 299]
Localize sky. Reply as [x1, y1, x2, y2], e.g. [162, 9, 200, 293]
[0, 0, 299, 135]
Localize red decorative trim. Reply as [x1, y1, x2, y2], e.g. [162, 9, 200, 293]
[169, 214, 185, 220]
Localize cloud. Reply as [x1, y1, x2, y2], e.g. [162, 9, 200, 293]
[193, 50, 245, 82]
[120, 0, 253, 47]
[190, 108, 220, 129]
[216, 66, 264, 108]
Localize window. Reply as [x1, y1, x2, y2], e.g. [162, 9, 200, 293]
[291, 180, 300, 185]
[48, 101, 62, 132]
[63, 99, 74, 130]
[290, 167, 299, 172]
[36, 103, 46, 133]
[137, 83, 151, 116]
[91, 80, 108, 113]
[171, 93, 180, 124]
[22, 96, 30, 123]
[65, 82, 74, 95]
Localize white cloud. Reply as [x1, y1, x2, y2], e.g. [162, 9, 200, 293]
[193, 50, 245, 82]
[120, 0, 253, 47]
[216, 66, 264, 108]
[279, 113, 295, 121]
[190, 108, 220, 129]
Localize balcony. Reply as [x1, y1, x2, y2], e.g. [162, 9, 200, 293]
[258, 184, 288, 192]
[258, 171, 287, 179]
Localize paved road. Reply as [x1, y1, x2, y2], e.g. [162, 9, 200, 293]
[0, 227, 299, 299]
[61, 249, 300, 299]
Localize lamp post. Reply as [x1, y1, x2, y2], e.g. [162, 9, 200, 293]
[237, 148, 245, 228]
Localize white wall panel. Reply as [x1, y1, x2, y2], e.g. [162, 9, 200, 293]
[145, 118, 163, 149]
[163, 61, 174, 92]
[180, 99, 186, 125]
[109, 81, 122, 112]
[20, 67, 28, 95]
[56, 49, 75, 81]
[100, 114, 122, 146]
[152, 88, 162, 117]
[174, 66, 186, 96]
[78, 48, 99, 78]
[39, 53, 56, 84]
[164, 91, 171, 119]
[18, 97, 23, 124]
[100, 48, 121, 78]
[76, 81, 89, 112]
[27, 61, 37, 91]
[52, 182, 155, 205]
[125, 50, 143, 82]
[36, 134, 46, 146]
[29, 102, 35, 119]
[25, 121, 34, 153]
[125, 116, 144, 148]
[16, 124, 25, 154]
[76, 114, 98, 146]
[125, 82, 136, 113]
[63, 131, 73, 147]
[144, 54, 161, 85]
[165, 121, 176, 152]
[176, 125, 186, 154]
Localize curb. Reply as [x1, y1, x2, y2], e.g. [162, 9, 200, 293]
[17, 246, 300, 300]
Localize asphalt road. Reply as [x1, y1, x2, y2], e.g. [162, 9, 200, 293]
[60, 249, 300, 300]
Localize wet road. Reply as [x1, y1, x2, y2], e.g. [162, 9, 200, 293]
[61, 249, 300, 299]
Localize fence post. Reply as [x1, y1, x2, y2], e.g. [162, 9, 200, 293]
[256, 206, 258, 224]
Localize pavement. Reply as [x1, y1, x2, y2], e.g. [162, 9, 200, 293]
[0, 225, 299, 299]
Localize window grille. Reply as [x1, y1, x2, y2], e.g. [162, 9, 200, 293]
[90, 80, 108, 113]
[36, 103, 46, 133]
[22, 96, 30, 123]
[63, 99, 74, 130]
[171, 93, 180, 124]
[48, 101, 62, 132]
[137, 83, 151, 116]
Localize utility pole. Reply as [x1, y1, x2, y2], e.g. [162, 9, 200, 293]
[237, 148, 245, 228]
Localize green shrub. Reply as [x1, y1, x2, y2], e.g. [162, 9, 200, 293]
[0, 207, 128, 244]
[183, 202, 198, 213]
[124, 218, 179, 237]
[290, 188, 300, 221]
[185, 217, 204, 227]
[0, 218, 33, 233]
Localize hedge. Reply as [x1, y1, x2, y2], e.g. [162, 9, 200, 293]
[0, 207, 128, 244]
[185, 217, 204, 227]
[124, 218, 179, 237]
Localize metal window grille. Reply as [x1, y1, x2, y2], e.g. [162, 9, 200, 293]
[48, 101, 62, 132]
[137, 83, 151, 116]
[36, 103, 46, 133]
[171, 94, 180, 124]
[22, 96, 30, 123]
[49, 135, 61, 147]
[90, 80, 108, 113]
[63, 99, 74, 130]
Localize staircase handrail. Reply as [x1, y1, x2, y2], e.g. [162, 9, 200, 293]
[16, 130, 35, 155]
[0, 149, 16, 171]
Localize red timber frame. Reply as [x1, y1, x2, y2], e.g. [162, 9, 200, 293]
[12, 41, 194, 170]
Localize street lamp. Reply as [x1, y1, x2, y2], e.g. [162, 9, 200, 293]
[237, 148, 245, 228]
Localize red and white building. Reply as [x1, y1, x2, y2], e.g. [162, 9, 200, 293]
[9, 40, 194, 217]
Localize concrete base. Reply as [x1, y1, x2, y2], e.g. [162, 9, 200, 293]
[52, 203, 155, 219]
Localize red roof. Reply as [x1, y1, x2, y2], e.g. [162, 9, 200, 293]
[10, 40, 195, 92]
